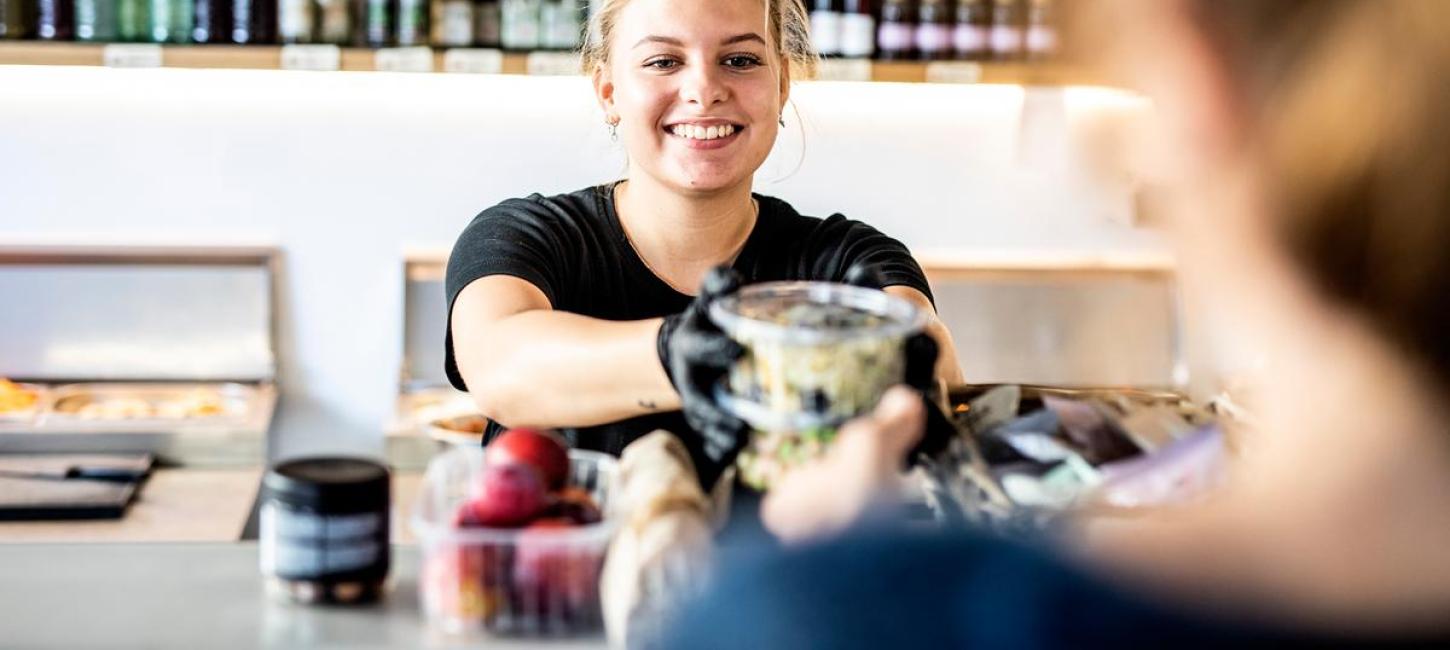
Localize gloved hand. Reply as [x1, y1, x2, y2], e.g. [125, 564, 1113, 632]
[657, 267, 749, 463]
[844, 263, 959, 464]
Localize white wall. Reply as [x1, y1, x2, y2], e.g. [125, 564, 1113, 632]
[0, 65, 1159, 458]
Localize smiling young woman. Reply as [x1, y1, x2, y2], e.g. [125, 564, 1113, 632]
[445, 0, 964, 488]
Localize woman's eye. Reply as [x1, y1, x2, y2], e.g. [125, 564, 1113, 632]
[724, 55, 762, 69]
[645, 58, 680, 70]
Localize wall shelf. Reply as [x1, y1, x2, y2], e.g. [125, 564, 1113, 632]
[0, 41, 1105, 85]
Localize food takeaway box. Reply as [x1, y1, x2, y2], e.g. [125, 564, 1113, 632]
[0, 246, 280, 465]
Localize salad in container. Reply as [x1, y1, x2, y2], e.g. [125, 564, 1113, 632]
[709, 282, 926, 489]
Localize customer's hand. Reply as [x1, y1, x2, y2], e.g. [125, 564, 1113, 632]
[761, 386, 926, 544]
[657, 267, 749, 463]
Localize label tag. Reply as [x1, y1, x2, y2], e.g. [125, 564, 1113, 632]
[925, 61, 983, 84]
[375, 46, 435, 73]
[280, 44, 342, 71]
[442, 48, 504, 74]
[102, 44, 164, 69]
[525, 51, 580, 76]
[814, 58, 872, 82]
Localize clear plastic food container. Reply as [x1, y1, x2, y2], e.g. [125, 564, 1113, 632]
[709, 282, 926, 488]
[412, 447, 618, 637]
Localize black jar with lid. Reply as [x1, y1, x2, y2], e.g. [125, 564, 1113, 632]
[259, 457, 391, 604]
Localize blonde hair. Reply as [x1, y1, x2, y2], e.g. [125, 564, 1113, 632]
[580, 0, 818, 81]
[1086, 0, 1450, 390]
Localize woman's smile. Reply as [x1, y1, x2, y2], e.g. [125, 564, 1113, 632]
[664, 120, 746, 151]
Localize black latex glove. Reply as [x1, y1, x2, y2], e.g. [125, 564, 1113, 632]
[658, 267, 749, 463]
[844, 263, 958, 464]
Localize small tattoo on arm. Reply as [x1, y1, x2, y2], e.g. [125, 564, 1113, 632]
[638, 399, 659, 410]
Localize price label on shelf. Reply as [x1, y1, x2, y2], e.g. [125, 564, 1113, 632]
[102, 44, 164, 69]
[525, 51, 581, 76]
[375, 47, 435, 73]
[443, 48, 504, 74]
[815, 58, 872, 82]
[925, 62, 983, 84]
[280, 45, 341, 72]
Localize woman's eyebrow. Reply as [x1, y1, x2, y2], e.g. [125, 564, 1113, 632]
[633, 33, 767, 49]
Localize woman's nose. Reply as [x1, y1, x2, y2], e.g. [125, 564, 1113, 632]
[678, 64, 728, 106]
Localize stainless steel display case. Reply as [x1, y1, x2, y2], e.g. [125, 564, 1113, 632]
[0, 246, 281, 465]
[386, 250, 477, 469]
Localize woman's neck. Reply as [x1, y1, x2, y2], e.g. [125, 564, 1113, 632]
[613, 174, 758, 295]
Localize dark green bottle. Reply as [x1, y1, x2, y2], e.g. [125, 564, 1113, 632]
[75, 0, 119, 40]
[117, 0, 151, 40]
[149, 0, 193, 41]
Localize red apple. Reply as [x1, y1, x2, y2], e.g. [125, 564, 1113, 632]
[513, 518, 603, 619]
[468, 463, 547, 527]
[485, 428, 570, 490]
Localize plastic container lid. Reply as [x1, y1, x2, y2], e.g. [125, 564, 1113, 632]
[708, 282, 926, 345]
[263, 457, 390, 512]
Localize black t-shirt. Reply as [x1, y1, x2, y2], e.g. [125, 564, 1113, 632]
[445, 182, 933, 486]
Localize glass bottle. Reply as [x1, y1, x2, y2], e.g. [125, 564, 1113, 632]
[988, 0, 1022, 61]
[431, 0, 473, 47]
[876, 0, 914, 61]
[117, 0, 149, 40]
[148, 0, 193, 41]
[539, 0, 578, 51]
[499, 0, 539, 51]
[1024, 0, 1054, 61]
[315, 0, 348, 42]
[192, 0, 228, 42]
[232, 0, 276, 43]
[809, 0, 841, 59]
[396, 0, 426, 45]
[838, 0, 874, 59]
[1, 0, 36, 39]
[914, 0, 950, 61]
[277, 0, 315, 42]
[75, 0, 119, 40]
[473, 0, 499, 47]
[355, 0, 391, 47]
[37, 0, 75, 40]
[951, 0, 989, 60]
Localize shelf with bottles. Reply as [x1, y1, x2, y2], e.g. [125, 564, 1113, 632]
[0, 0, 1099, 84]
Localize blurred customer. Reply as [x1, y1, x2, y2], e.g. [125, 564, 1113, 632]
[667, 0, 1450, 645]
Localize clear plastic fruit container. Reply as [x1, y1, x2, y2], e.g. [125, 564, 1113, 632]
[411, 446, 618, 637]
[709, 282, 926, 488]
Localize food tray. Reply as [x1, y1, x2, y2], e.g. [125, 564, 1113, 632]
[45, 383, 259, 426]
[0, 381, 48, 426]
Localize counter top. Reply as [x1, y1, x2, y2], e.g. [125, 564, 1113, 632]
[0, 467, 263, 543]
[0, 542, 605, 649]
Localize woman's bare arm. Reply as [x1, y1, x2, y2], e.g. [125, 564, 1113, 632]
[450, 276, 681, 428]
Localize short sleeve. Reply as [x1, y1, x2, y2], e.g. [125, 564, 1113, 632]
[806, 215, 935, 306]
[444, 197, 577, 391]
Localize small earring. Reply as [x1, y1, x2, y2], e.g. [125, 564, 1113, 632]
[608, 120, 618, 142]
[778, 115, 786, 127]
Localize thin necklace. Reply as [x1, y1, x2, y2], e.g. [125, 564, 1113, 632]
[616, 183, 759, 296]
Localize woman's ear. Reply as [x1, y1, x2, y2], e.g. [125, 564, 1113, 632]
[593, 65, 616, 119]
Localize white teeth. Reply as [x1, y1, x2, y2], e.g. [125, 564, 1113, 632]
[670, 124, 738, 140]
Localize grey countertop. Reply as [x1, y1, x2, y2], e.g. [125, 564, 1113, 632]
[0, 542, 606, 649]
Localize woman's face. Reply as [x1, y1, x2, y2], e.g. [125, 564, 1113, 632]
[596, 0, 788, 195]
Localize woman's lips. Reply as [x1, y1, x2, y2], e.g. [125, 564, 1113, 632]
[665, 124, 745, 151]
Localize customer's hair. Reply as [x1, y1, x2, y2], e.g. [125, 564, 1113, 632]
[1190, 0, 1450, 389]
[580, 0, 817, 81]
[1084, 1, 1450, 389]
